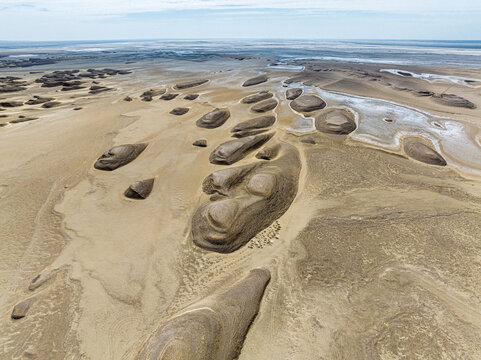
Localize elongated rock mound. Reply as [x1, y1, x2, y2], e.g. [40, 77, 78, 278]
[124, 178, 154, 199]
[94, 143, 147, 171]
[231, 115, 276, 133]
[286, 88, 302, 100]
[136, 268, 271, 360]
[241, 91, 273, 104]
[193, 143, 300, 253]
[251, 99, 278, 113]
[243, 75, 268, 87]
[174, 79, 208, 90]
[291, 95, 326, 113]
[403, 138, 447, 166]
[315, 108, 356, 135]
[210, 133, 273, 165]
[196, 108, 230, 129]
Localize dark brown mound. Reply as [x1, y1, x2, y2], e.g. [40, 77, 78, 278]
[89, 86, 113, 94]
[9, 117, 38, 124]
[0, 101, 23, 108]
[184, 94, 199, 100]
[291, 95, 326, 113]
[25, 96, 54, 105]
[251, 99, 278, 113]
[315, 108, 356, 135]
[286, 88, 303, 100]
[242, 75, 268, 87]
[41, 101, 62, 108]
[403, 138, 447, 166]
[62, 85, 85, 91]
[12, 298, 33, 319]
[193, 139, 207, 147]
[414, 90, 434, 97]
[160, 93, 179, 100]
[124, 179, 154, 199]
[196, 108, 230, 129]
[174, 79, 208, 90]
[241, 91, 273, 104]
[141, 88, 165, 101]
[170, 107, 189, 115]
[123, 96, 133, 102]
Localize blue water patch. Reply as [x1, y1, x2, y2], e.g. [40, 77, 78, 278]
[1, 39, 480, 68]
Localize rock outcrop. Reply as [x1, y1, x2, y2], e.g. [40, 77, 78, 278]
[403, 138, 447, 166]
[94, 143, 148, 171]
[315, 108, 356, 135]
[251, 99, 278, 113]
[193, 139, 208, 147]
[124, 179, 154, 199]
[290, 95, 326, 113]
[160, 93, 179, 101]
[184, 94, 199, 100]
[11, 298, 33, 319]
[241, 91, 273, 104]
[243, 75, 268, 87]
[192, 143, 301, 253]
[170, 107, 189, 115]
[231, 115, 275, 133]
[209, 133, 273, 165]
[174, 79, 208, 90]
[196, 108, 230, 129]
[286, 88, 302, 100]
[433, 93, 476, 109]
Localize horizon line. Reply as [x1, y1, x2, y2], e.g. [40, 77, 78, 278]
[1, 38, 481, 43]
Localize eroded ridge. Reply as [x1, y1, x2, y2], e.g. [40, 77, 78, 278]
[192, 143, 301, 253]
[136, 268, 271, 360]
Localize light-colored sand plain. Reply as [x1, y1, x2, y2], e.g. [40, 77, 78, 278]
[1, 57, 481, 359]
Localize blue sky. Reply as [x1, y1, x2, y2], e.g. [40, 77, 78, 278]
[0, 0, 480, 40]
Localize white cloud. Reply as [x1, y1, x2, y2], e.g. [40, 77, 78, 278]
[1, 0, 480, 17]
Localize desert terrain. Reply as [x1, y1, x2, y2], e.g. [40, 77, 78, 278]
[1, 55, 481, 359]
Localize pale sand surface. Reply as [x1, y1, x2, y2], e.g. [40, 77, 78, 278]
[1, 57, 481, 359]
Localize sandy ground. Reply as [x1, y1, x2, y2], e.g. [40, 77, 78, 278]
[1, 57, 481, 359]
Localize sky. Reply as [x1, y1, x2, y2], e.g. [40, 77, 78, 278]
[0, 0, 480, 41]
